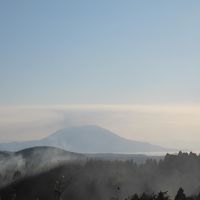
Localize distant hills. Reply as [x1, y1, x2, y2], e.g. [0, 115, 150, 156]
[0, 125, 173, 153]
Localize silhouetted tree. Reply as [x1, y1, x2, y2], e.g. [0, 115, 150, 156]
[54, 180, 62, 200]
[156, 191, 169, 200]
[131, 194, 139, 200]
[13, 170, 21, 180]
[140, 192, 154, 200]
[175, 188, 186, 200]
[196, 192, 200, 200]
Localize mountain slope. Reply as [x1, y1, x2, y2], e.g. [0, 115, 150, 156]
[0, 125, 173, 153]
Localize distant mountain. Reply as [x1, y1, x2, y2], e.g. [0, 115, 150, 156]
[0, 125, 173, 153]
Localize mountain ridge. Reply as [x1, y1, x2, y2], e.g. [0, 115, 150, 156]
[0, 125, 174, 153]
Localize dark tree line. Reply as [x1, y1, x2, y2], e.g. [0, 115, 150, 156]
[127, 187, 200, 200]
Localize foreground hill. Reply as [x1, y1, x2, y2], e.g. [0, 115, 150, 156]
[0, 146, 85, 187]
[0, 146, 164, 187]
[0, 152, 200, 200]
[0, 125, 173, 153]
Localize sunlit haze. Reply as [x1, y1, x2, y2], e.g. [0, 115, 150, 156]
[0, 104, 200, 151]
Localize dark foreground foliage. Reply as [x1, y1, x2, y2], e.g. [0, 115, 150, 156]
[1, 151, 200, 200]
[128, 188, 200, 200]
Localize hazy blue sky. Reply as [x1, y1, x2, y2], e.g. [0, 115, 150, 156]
[1, 1, 200, 149]
[1, 0, 200, 105]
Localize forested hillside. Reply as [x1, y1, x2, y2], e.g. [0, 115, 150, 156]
[0, 151, 200, 200]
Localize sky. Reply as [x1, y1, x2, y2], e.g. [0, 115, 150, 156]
[0, 1, 200, 150]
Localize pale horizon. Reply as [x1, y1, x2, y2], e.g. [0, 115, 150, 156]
[1, 103, 200, 151]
